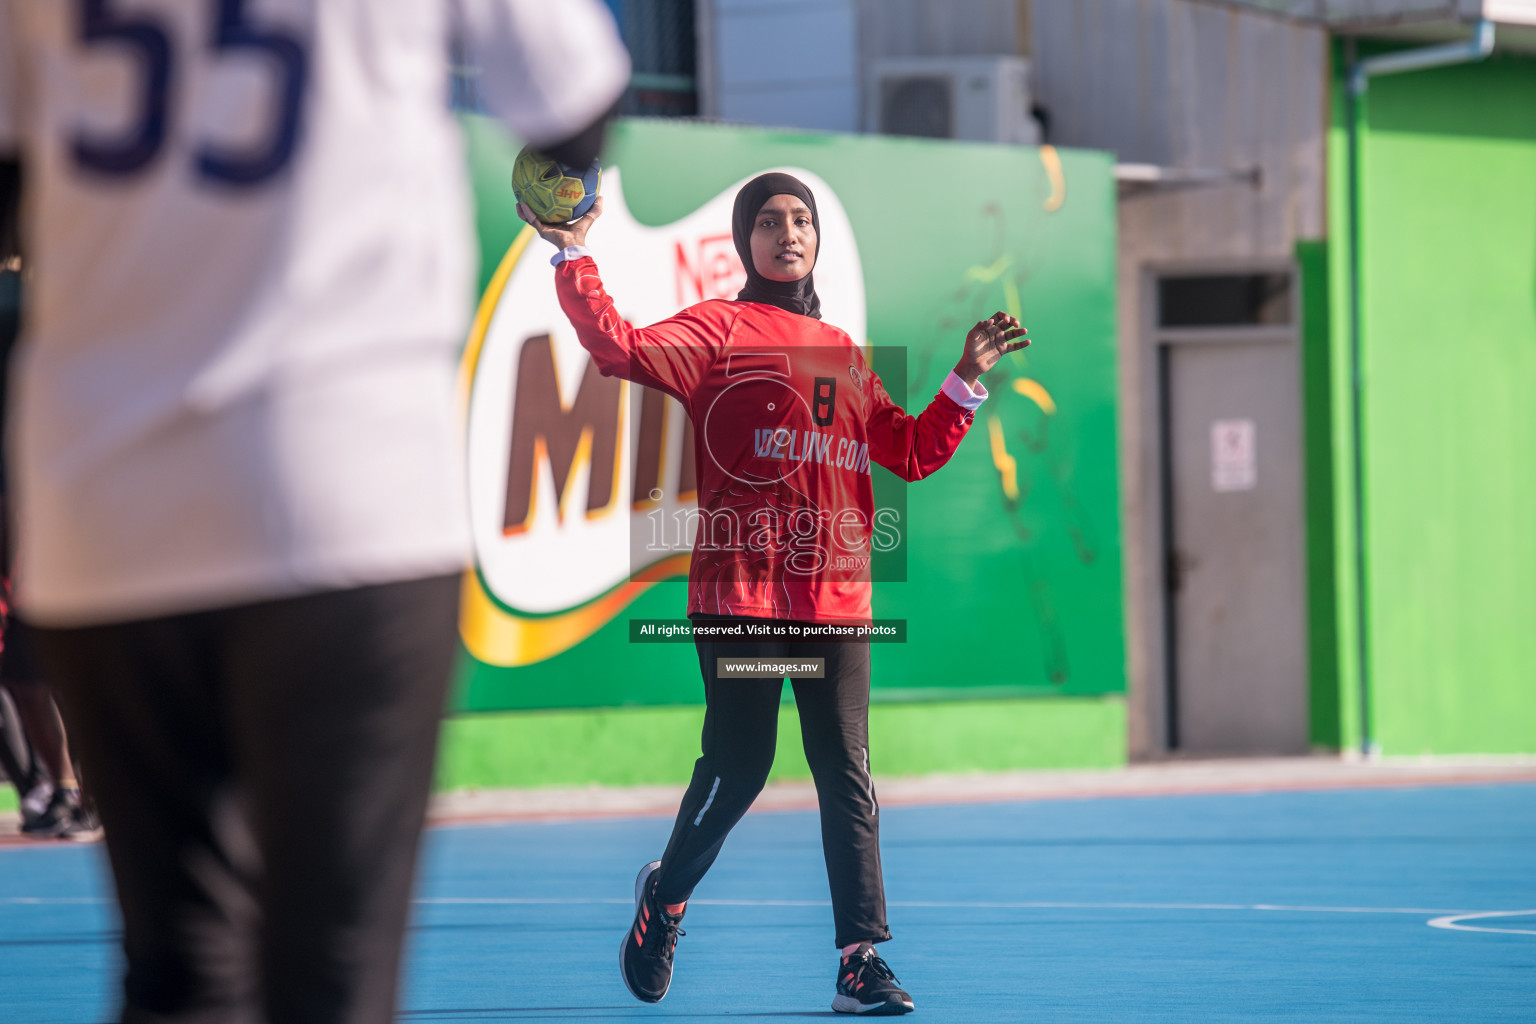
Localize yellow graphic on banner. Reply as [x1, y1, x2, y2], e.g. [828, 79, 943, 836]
[1012, 377, 1057, 415]
[459, 555, 691, 668]
[1040, 145, 1066, 212]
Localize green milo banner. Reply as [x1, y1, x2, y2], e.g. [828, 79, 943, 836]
[455, 117, 1121, 711]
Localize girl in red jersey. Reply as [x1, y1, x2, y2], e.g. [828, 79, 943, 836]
[521, 172, 1026, 1016]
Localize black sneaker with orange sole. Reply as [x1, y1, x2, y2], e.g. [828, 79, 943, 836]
[832, 943, 914, 1015]
[619, 860, 685, 1003]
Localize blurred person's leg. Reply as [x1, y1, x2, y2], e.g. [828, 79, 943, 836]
[223, 574, 458, 1024]
[652, 627, 783, 906]
[6, 678, 86, 835]
[39, 573, 457, 1024]
[0, 683, 41, 808]
[38, 612, 261, 1023]
[1, 621, 72, 783]
[4, 679, 73, 785]
[789, 642, 890, 950]
[5, 617, 98, 836]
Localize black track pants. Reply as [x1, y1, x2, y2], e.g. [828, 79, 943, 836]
[652, 617, 890, 949]
[37, 574, 460, 1024]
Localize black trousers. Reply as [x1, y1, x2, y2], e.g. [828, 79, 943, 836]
[36, 574, 460, 1024]
[653, 616, 890, 949]
[0, 683, 38, 795]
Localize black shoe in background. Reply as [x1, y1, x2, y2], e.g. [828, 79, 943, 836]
[832, 943, 914, 1016]
[619, 860, 684, 1003]
[20, 787, 72, 839]
[60, 795, 102, 841]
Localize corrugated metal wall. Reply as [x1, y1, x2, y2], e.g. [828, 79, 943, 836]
[855, 0, 1023, 57]
[1033, 0, 1325, 250]
[708, 0, 860, 130]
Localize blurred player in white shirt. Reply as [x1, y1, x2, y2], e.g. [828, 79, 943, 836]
[0, 2, 628, 1020]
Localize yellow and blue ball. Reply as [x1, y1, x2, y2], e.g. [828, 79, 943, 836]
[511, 146, 601, 224]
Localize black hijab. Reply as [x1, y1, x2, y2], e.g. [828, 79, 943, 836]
[732, 172, 822, 320]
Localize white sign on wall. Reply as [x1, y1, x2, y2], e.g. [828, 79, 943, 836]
[1211, 418, 1256, 493]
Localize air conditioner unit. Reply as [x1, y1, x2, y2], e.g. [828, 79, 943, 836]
[866, 56, 1039, 145]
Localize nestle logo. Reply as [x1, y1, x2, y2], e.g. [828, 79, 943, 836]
[675, 232, 745, 306]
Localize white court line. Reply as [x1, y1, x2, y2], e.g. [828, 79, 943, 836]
[416, 897, 631, 905]
[415, 898, 1484, 917]
[7, 897, 1533, 938]
[1426, 910, 1536, 936]
[891, 901, 1472, 914]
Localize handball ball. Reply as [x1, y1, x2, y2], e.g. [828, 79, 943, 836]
[511, 146, 601, 224]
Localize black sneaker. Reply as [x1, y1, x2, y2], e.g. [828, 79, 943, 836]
[833, 943, 914, 1015]
[619, 860, 684, 1003]
[60, 798, 103, 842]
[20, 787, 72, 839]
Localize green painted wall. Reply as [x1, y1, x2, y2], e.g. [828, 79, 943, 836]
[1296, 239, 1341, 750]
[1325, 47, 1536, 754]
[1324, 58, 1365, 755]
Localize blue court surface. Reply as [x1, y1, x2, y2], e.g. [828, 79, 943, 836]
[3, 782, 1533, 1022]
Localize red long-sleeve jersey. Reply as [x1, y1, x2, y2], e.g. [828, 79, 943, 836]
[556, 256, 976, 622]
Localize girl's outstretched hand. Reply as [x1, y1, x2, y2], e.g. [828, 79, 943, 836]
[517, 195, 604, 250]
[955, 311, 1029, 387]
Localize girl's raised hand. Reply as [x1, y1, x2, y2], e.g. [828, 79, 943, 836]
[955, 311, 1029, 387]
[517, 195, 604, 250]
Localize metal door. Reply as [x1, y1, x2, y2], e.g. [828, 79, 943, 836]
[1161, 337, 1309, 754]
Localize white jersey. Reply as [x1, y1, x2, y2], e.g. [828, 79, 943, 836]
[0, 0, 629, 626]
